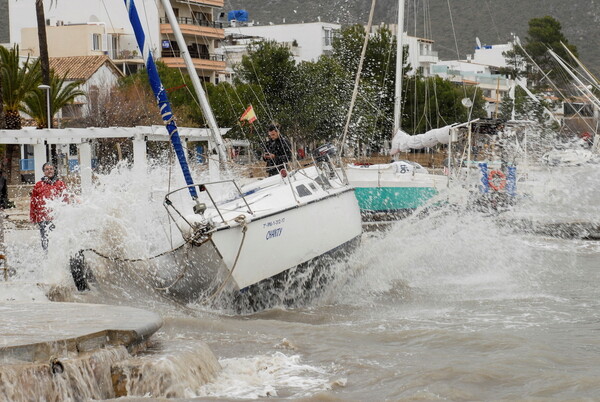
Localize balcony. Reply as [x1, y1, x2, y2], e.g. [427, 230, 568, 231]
[184, 0, 224, 7]
[160, 17, 224, 39]
[418, 51, 438, 64]
[160, 51, 226, 72]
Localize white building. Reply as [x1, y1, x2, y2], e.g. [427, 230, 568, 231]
[372, 23, 439, 77]
[430, 39, 522, 118]
[49, 55, 124, 118]
[223, 22, 339, 63]
[217, 21, 340, 83]
[470, 40, 513, 68]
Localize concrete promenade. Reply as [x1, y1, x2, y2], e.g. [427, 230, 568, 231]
[0, 302, 163, 364]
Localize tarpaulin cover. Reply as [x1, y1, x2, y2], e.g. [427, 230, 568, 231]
[228, 10, 249, 21]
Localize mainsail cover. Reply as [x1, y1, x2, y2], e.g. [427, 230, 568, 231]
[390, 125, 452, 154]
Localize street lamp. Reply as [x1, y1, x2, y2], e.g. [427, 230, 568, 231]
[37, 84, 51, 129]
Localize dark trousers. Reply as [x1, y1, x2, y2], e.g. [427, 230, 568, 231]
[266, 163, 286, 176]
[38, 221, 55, 251]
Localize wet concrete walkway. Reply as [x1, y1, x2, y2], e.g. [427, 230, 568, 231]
[0, 302, 163, 364]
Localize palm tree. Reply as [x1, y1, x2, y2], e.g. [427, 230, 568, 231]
[21, 72, 85, 129]
[0, 69, 4, 130]
[0, 45, 42, 129]
[0, 45, 42, 182]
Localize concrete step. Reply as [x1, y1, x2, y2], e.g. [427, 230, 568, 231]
[0, 301, 163, 363]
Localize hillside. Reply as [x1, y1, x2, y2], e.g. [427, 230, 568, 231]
[225, 0, 600, 75]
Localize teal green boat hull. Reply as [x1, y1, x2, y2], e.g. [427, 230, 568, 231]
[354, 186, 438, 212]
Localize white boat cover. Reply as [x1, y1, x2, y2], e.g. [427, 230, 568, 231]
[390, 125, 452, 154]
[348, 160, 429, 174]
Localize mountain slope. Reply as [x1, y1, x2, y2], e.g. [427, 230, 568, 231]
[224, 0, 600, 75]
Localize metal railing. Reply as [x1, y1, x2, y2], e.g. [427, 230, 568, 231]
[164, 180, 253, 229]
[160, 50, 225, 61]
[160, 17, 224, 29]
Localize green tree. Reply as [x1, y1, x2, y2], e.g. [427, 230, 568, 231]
[498, 87, 547, 123]
[121, 62, 263, 132]
[120, 61, 201, 124]
[523, 16, 578, 86]
[0, 45, 42, 129]
[500, 45, 527, 81]
[403, 76, 486, 134]
[21, 72, 85, 128]
[290, 56, 351, 143]
[330, 24, 411, 149]
[0, 65, 4, 130]
[0, 45, 41, 182]
[206, 81, 265, 141]
[235, 40, 297, 128]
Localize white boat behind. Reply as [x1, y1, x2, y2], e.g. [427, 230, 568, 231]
[541, 148, 599, 166]
[345, 160, 448, 217]
[342, 1, 450, 219]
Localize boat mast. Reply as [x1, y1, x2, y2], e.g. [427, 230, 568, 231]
[340, 0, 377, 157]
[393, 0, 405, 133]
[547, 49, 600, 110]
[158, 0, 228, 164]
[123, 0, 198, 200]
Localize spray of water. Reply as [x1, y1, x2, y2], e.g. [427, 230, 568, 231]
[0, 347, 130, 401]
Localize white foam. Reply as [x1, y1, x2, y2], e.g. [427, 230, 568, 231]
[195, 352, 339, 398]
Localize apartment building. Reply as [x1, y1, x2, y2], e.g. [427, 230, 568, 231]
[371, 23, 439, 77]
[430, 40, 523, 118]
[9, 0, 225, 82]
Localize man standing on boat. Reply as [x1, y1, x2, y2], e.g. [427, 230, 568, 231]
[263, 123, 292, 176]
[30, 163, 68, 251]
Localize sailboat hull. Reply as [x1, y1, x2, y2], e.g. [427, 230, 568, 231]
[211, 189, 361, 290]
[151, 188, 362, 302]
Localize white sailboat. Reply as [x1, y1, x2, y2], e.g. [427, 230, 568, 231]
[344, 0, 449, 219]
[101, 0, 363, 303]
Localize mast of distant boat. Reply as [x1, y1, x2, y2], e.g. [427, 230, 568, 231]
[393, 0, 405, 134]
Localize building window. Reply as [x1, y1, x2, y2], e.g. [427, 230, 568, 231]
[110, 34, 119, 58]
[92, 33, 102, 51]
[323, 28, 333, 47]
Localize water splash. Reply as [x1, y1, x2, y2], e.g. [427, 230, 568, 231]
[196, 352, 339, 399]
[112, 339, 220, 398]
[0, 347, 129, 401]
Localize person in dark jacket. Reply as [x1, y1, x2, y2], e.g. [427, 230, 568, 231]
[262, 124, 292, 176]
[30, 163, 68, 251]
[0, 170, 8, 209]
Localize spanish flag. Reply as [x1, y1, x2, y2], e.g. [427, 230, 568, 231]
[239, 105, 257, 124]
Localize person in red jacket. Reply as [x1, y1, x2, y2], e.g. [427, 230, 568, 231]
[30, 162, 68, 251]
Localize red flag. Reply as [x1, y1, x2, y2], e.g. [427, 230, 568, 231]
[240, 105, 257, 124]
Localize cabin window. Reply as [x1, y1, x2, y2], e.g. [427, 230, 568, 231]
[296, 184, 312, 197]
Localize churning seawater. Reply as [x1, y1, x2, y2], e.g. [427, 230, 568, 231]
[4, 160, 600, 400]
